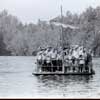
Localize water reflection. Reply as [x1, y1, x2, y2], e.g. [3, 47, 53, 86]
[34, 75, 94, 97]
[35, 75, 93, 91]
[37, 75, 93, 84]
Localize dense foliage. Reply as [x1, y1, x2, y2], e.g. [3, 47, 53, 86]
[0, 6, 100, 56]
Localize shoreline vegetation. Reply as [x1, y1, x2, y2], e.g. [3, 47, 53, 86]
[0, 6, 100, 56]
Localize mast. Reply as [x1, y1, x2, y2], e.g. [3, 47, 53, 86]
[60, 4, 65, 73]
[60, 5, 64, 49]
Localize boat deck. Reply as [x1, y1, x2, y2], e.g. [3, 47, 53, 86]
[33, 71, 95, 75]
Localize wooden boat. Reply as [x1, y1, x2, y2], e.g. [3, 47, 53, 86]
[32, 5, 95, 76]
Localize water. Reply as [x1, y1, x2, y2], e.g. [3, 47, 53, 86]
[0, 56, 100, 98]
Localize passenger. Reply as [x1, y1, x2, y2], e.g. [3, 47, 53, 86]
[51, 49, 57, 59]
[79, 48, 83, 56]
[86, 52, 92, 73]
[57, 53, 62, 66]
[75, 59, 79, 72]
[83, 49, 87, 72]
[44, 49, 48, 57]
[72, 56, 76, 72]
[68, 53, 72, 71]
[66, 59, 70, 72]
[37, 52, 42, 65]
[79, 55, 85, 73]
[85, 56, 89, 73]
[42, 53, 47, 66]
[51, 49, 57, 66]
[63, 52, 69, 72]
[72, 48, 78, 72]
[72, 55, 75, 64]
[46, 55, 51, 67]
[46, 49, 51, 65]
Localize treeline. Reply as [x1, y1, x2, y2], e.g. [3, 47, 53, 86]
[0, 6, 100, 56]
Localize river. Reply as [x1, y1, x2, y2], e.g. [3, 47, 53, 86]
[0, 56, 99, 98]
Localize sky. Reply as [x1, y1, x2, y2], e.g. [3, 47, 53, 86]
[0, 0, 100, 24]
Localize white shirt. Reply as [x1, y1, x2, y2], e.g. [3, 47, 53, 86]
[42, 55, 46, 60]
[46, 56, 51, 63]
[79, 57, 85, 64]
[37, 55, 42, 60]
[72, 50, 79, 59]
[57, 54, 62, 60]
[51, 52, 57, 59]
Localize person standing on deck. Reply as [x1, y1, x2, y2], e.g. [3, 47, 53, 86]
[37, 51, 42, 65]
[42, 52, 47, 66]
[68, 52, 72, 72]
[86, 51, 93, 73]
[46, 51, 51, 67]
[51, 49, 57, 66]
[57, 52, 62, 66]
[64, 50, 70, 72]
[37, 50, 43, 72]
[72, 48, 79, 72]
[56, 52, 63, 71]
[79, 54, 85, 73]
[83, 48, 88, 72]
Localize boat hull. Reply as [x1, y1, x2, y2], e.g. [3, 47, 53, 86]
[32, 71, 95, 76]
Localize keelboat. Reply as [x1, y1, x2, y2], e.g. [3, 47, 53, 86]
[33, 6, 95, 76]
